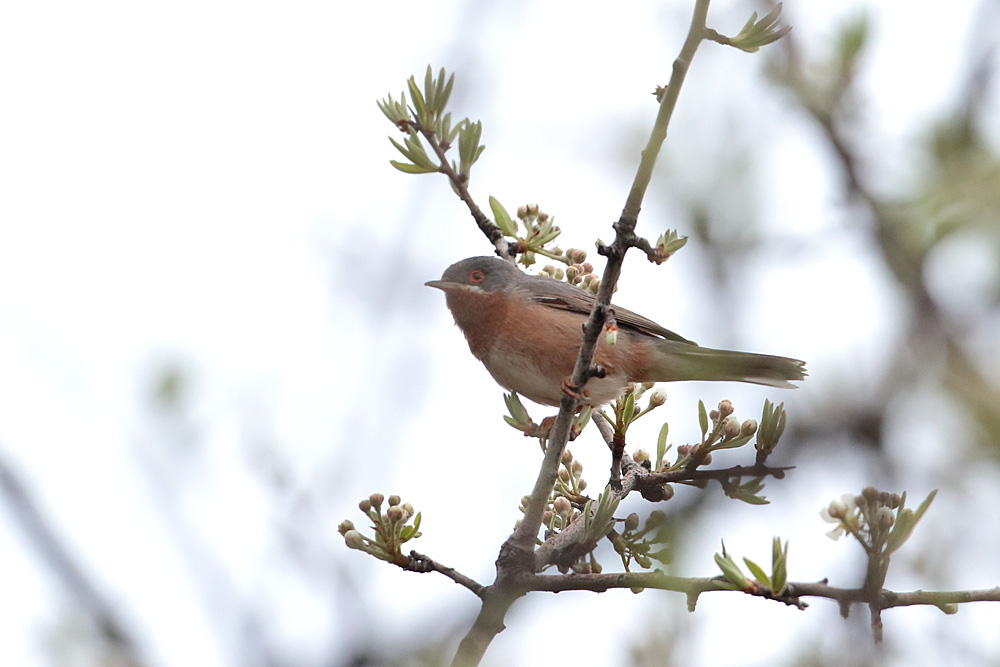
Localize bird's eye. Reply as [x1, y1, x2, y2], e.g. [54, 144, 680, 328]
[469, 270, 485, 284]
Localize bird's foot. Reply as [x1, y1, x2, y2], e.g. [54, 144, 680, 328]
[560, 377, 590, 403]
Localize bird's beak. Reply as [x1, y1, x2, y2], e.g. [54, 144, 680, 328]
[424, 280, 468, 292]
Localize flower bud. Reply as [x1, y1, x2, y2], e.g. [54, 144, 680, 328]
[369, 493, 385, 510]
[723, 416, 741, 439]
[876, 506, 895, 529]
[741, 419, 758, 437]
[358, 499, 372, 512]
[561, 449, 574, 466]
[402, 503, 414, 518]
[338, 520, 355, 535]
[571, 460, 584, 476]
[824, 498, 848, 520]
[387, 494, 401, 507]
[647, 510, 667, 526]
[625, 513, 640, 532]
[577, 479, 587, 490]
[553, 496, 572, 518]
[718, 400, 734, 417]
[558, 467, 570, 482]
[387, 505, 404, 522]
[648, 388, 667, 407]
[632, 448, 649, 464]
[344, 530, 365, 550]
[605, 323, 618, 346]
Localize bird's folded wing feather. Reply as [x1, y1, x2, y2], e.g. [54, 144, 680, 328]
[523, 274, 697, 345]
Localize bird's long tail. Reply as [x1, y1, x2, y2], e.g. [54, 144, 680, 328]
[649, 341, 807, 389]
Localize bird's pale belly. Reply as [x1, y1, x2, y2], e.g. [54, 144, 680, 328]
[483, 343, 630, 407]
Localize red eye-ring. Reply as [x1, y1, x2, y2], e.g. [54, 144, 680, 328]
[469, 270, 485, 284]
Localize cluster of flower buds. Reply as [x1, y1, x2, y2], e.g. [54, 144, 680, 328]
[563, 260, 598, 291]
[516, 204, 561, 256]
[609, 508, 673, 576]
[516, 448, 589, 534]
[820, 486, 937, 560]
[340, 493, 421, 564]
[556, 447, 588, 496]
[708, 399, 756, 440]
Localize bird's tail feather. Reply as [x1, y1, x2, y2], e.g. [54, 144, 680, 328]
[650, 342, 807, 389]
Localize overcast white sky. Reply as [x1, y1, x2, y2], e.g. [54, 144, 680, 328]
[1, 1, 998, 666]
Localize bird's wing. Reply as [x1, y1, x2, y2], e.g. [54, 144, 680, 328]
[523, 274, 697, 345]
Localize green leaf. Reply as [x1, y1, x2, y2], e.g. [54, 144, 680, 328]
[407, 75, 426, 120]
[622, 392, 636, 428]
[712, 434, 752, 450]
[656, 422, 670, 470]
[390, 160, 438, 174]
[698, 400, 709, 440]
[743, 557, 771, 588]
[503, 392, 530, 426]
[713, 552, 747, 588]
[503, 415, 523, 430]
[771, 538, 788, 592]
[490, 196, 516, 236]
[458, 120, 484, 176]
[886, 489, 937, 555]
[648, 547, 673, 564]
[913, 488, 938, 523]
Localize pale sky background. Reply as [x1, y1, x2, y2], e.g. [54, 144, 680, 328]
[1, 1, 999, 666]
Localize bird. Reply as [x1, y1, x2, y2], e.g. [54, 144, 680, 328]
[426, 256, 806, 407]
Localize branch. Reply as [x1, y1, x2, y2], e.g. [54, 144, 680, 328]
[520, 573, 1000, 615]
[452, 4, 716, 665]
[0, 448, 149, 667]
[408, 551, 487, 598]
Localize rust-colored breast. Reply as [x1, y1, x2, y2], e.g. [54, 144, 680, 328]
[445, 289, 509, 361]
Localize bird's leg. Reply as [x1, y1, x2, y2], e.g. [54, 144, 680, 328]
[560, 376, 590, 402]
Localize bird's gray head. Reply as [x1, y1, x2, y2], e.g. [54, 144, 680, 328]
[426, 256, 524, 293]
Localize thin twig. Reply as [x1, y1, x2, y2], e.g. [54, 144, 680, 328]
[408, 551, 487, 598]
